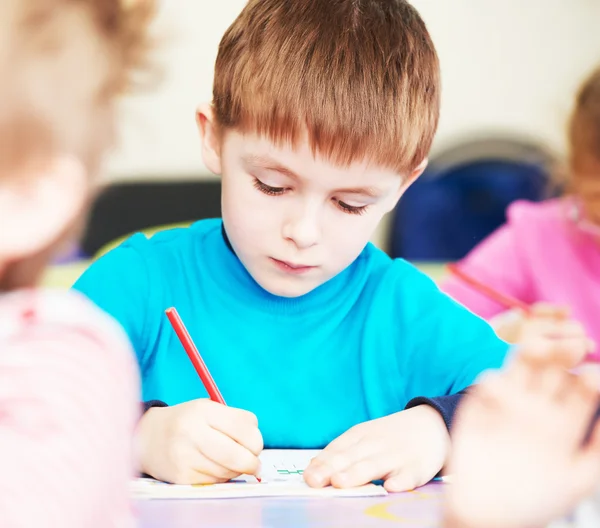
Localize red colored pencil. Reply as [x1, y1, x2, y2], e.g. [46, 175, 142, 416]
[165, 307, 226, 405]
[165, 307, 262, 482]
[446, 263, 532, 315]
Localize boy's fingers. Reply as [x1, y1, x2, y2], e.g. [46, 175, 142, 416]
[165, 447, 238, 484]
[207, 407, 264, 455]
[171, 469, 224, 485]
[198, 426, 261, 475]
[304, 457, 334, 488]
[383, 470, 421, 493]
[187, 452, 240, 483]
[304, 425, 367, 487]
[305, 445, 365, 487]
[330, 456, 388, 488]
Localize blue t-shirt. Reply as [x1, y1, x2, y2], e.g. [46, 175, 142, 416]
[74, 219, 508, 448]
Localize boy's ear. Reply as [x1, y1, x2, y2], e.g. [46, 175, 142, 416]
[403, 158, 428, 191]
[409, 158, 429, 181]
[0, 155, 87, 262]
[196, 103, 222, 176]
[387, 158, 429, 212]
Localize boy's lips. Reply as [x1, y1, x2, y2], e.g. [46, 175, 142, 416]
[270, 258, 317, 274]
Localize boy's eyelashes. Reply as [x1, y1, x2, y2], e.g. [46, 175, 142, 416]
[253, 178, 287, 196]
[252, 177, 369, 216]
[334, 199, 368, 216]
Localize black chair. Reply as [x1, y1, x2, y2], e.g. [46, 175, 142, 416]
[81, 178, 222, 257]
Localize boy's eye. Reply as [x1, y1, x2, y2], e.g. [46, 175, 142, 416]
[335, 199, 368, 216]
[253, 178, 287, 196]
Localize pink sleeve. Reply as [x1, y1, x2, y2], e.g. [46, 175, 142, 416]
[0, 324, 138, 527]
[440, 223, 534, 320]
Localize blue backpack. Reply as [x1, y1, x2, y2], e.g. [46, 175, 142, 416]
[388, 137, 557, 261]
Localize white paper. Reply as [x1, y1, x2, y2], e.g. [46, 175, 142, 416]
[131, 449, 388, 500]
[258, 449, 321, 481]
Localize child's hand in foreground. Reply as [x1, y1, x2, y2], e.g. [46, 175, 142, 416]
[136, 399, 263, 484]
[303, 405, 449, 492]
[445, 355, 600, 528]
[491, 303, 594, 367]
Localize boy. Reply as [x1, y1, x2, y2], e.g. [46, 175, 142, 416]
[75, 0, 507, 490]
[0, 0, 154, 525]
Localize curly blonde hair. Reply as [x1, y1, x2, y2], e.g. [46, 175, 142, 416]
[0, 0, 155, 180]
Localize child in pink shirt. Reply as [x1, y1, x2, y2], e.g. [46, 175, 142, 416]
[0, 0, 154, 526]
[442, 68, 600, 357]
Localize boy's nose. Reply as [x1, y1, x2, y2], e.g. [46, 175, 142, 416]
[282, 210, 321, 249]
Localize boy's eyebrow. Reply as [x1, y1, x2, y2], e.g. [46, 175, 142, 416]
[243, 154, 301, 181]
[335, 186, 382, 198]
[243, 154, 385, 197]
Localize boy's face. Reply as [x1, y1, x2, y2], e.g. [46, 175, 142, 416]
[199, 111, 424, 298]
[221, 132, 405, 297]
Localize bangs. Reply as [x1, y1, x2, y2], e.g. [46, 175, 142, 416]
[213, 0, 440, 175]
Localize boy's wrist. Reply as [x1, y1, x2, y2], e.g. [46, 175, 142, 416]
[413, 403, 451, 463]
[135, 405, 167, 476]
[405, 389, 470, 433]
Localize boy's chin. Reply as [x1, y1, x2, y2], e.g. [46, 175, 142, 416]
[257, 276, 323, 299]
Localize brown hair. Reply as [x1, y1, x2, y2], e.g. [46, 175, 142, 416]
[213, 0, 440, 175]
[0, 0, 155, 181]
[567, 67, 600, 218]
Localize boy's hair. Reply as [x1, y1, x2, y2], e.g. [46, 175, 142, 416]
[0, 0, 155, 180]
[213, 0, 440, 174]
[568, 67, 600, 191]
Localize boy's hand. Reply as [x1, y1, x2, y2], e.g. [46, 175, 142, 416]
[445, 356, 600, 528]
[491, 303, 594, 367]
[136, 399, 263, 484]
[303, 405, 449, 492]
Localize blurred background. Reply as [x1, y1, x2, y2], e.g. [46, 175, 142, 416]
[68, 0, 600, 264]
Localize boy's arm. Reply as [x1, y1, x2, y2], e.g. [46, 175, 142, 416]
[395, 263, 511, 428]
[74, 238, 162, 413]
[73, 235, 154, 370]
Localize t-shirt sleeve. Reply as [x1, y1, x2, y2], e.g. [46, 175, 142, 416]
[396, 267, 511, 400]
[73, 235, 152, 367]
[439, 222, 534, 320]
